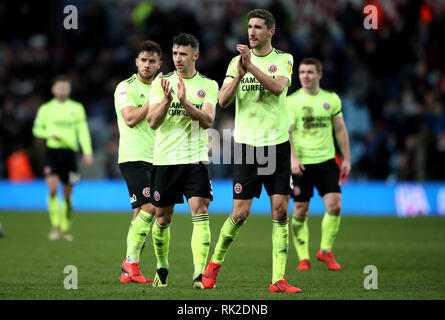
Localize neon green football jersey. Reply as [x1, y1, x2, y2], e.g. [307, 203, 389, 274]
[32, 98, 92, 154]
[149, 71, 219, 165]
[287, 88, 343, 164]
[114, 74, 154, 163]
[224, 48, 294, 147]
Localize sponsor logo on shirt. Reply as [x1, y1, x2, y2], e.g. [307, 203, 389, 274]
[323, 103, 330, 110]
[119, 91, 127, 103]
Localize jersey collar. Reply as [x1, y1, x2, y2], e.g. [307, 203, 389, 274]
[251, 48, 273, 58]
[175, 70, 198, 80]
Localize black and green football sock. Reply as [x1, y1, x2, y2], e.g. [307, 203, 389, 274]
[191, 214, 211, 279]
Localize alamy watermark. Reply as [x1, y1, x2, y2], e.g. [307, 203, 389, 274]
[165, 121, 278, 175]
[64, 265, 78, 290]
[63, 5, 78, 30]
[363, 265, 378, 290]
[363, 4, 379, 30]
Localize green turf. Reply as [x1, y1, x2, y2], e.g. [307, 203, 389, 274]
[0, 212, 444, 300]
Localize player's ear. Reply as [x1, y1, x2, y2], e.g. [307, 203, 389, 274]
[269, 27, 275, 37]
[194, 51, 200, 62]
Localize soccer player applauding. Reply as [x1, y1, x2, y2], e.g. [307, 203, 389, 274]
[147, 33, 218, 289]
[202, 9, 301, 293]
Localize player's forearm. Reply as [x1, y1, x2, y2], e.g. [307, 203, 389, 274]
[335, 128, 350, 161]
[32, 125, 49, 139]
[218, 77, 242, 107]
[289, 140, 300, 162]
[181, 100, 213, 129]
[147, 99, 170, 130]
[123, 104, 149, 128]
[78, 122, 93, 155]
[245, 63, 285, 96]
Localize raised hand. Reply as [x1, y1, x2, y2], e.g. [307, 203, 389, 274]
[177, 75, 186, 104]
[237, 44, 251, 69]
[161, 78, 173, 103]
[237, 56, 247, 77]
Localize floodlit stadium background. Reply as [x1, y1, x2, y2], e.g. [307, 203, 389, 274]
[0, 0, 444, 216]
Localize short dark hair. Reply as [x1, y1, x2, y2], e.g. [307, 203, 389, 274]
[300, 58, 323, 73]
[247, 9, 276, 29]
[173, 33, 199, 52]
[136, 40, 162, 58]
[52, 74, 70, 86]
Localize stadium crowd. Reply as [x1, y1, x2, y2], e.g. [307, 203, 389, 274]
[0, 0, 444, 181]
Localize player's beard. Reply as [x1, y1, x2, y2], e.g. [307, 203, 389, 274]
[250, 38, 267, 51]
[138, 70, 155, 82]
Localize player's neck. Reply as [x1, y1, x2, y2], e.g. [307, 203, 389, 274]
[177, 68, 197, 79]
[303, 86, 320, 95]
[252, 43, 273, 57]
[137, 73, 153, 85]
[55, 97, 68, 103]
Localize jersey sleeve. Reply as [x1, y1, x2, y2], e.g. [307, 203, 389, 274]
[204, 80, 219, 106]
[331, 92, 343, 117]
[276, 53, 293, 87]
[149, 77, 164, 105]
[223, 56, 239, 85]
[77, 103, 93, 155]
[115, 81, 137, 110]
[32, 105, 48, 139]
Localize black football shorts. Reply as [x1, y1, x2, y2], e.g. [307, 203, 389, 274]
[292, 158, 341, 202]
[151, 162, 213, 207]
[233, 141, 293, 199]
[119, 161, 153, 209]
[44, 147, 79, 185]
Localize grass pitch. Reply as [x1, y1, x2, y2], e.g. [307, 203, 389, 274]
[0, 212, 444, 300]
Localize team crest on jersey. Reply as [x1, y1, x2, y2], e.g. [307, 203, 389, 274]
[323, 102, 330, 110]
[234, 183, 242, 194]
[142, 187, 150, 198]
[154, 191, 160, 201]
[293, 186, 301, 196]
[197, 89, 206, 98]
[268, 64, 278, 74]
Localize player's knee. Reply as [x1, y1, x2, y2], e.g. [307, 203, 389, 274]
[156, 215, 172, 226]
[232, 210, 249, 225]
[194, 206, 208, 216]
[327, 201, 341, 215]
[272, 205, 288, 221]
[293, 202, 309, 219]
[141, 203, 155, 215]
